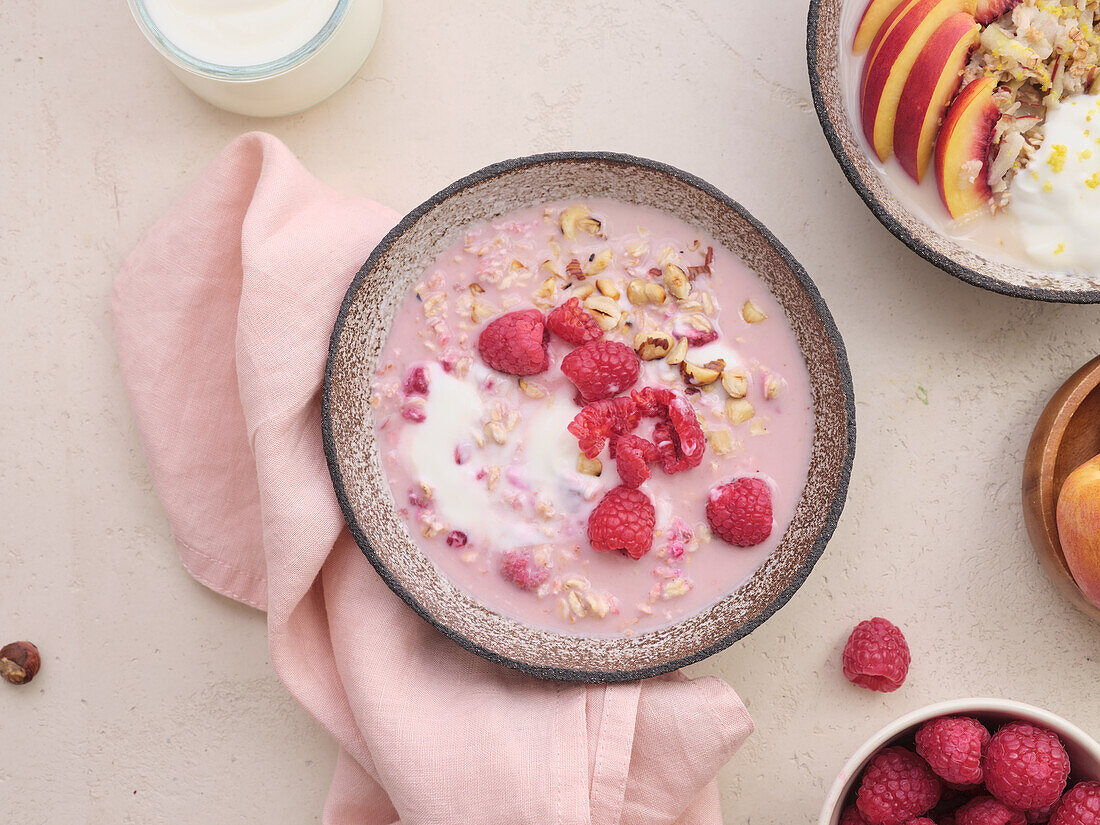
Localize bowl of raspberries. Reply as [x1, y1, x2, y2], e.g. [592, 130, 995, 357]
[821, 699, 1100, 825]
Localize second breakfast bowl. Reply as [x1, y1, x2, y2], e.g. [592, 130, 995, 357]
[807, 0, 1100, 303]
[820, 698, 1100, 824]
[322, 152, 856, 682]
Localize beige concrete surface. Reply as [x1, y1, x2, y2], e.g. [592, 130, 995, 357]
[2, 1, 1098, 822]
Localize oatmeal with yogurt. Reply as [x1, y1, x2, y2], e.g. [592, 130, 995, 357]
[845, 0, 1100, 274]
[371, 200, 814, 636]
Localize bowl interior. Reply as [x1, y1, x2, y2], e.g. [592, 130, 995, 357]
[1022, 355, 1100, 622]
[807, 0, 1100, 302]
[820, 698, 1100, 825]
[323, 153, 855, 682]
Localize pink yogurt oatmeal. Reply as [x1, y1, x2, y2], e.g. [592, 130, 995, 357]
[371, 199, 815, 637]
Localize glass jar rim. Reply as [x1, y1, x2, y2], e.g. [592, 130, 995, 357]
[126, 0, 351, 81]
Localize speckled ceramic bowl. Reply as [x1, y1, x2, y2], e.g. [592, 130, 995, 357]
[322, 152, 856, 682]
[807, 0, 1100, 303]
[819, 698, 1100, 824]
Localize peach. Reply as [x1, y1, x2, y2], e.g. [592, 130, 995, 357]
[934, 76, 1001, 218]
[976, 0, 1021, 23]
[1056, 454, 1100, 609]
[854, 0, 909, 53]
[860, 0, 978, 162]
[894, 13, 980, 182]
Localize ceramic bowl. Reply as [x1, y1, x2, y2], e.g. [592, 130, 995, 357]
[322, 151, 856, 682]
[807, 0, 1100, 303]
[1023, 354, 1100, 623]
[819, 698, 1100, 824]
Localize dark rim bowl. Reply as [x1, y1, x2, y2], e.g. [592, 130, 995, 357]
[322, 151, 857, 682]
[807, 0, 1100, 303]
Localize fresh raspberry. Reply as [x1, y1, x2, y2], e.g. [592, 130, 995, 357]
[1027, 801, 1059, 824]
[403, 364, 430, 396]
[445, 530, 467, 548]
[916, 716, 991, 786]
[842, 617, 910, 693]
[706, 477, 773, 546]
[956, 796, 1026, 825]
[561, 340, 640, 403]
[984, 723, 1070, 811]
[546, 296, 603, 345]
[632, 385, 675, 417]
[588, 486, 656, 560]
[611, 433, 659, 488]
[903, 819, 938, 825]
[568, 397, 640, 458]
[635, 386, 706, 474]
[477, 309, 549, 376]
[841, 806, 869, 825]
[1050, 782, 1100, 825]
[856, 747, 941, 825]
[499, 549, 549, 591]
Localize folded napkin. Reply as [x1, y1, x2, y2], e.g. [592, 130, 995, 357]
[112, 132, 753, 825]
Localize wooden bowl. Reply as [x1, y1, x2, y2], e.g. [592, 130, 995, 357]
[322, 152, 857, 682]
[1022, 355, 1100, 623]
[807, 0, 1100, 302]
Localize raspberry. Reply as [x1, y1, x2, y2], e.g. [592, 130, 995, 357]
[588, 486, 656, 560]
[903, 820, 939, 825]
[477, 309, 549, 376]
[842, 806, 869, 825]
[561, 340, 640, 403]
[568, 397, 640, 458]
[632, 386, 675, 417]
[499, 549, 549, 591]
[546, 296, 603, 345]
[1028, 801, 1060, 824]
[916, 716, 991, 786]
[1050, 782, 1100, 825]
[856, 747, 941, 825]
[611, 433, 659, 488]
[403, 364, 430, 396]
[956, 796, 1027, 825]
[705, 477, 773, 546]
[635, 387, 706, 474]
[445, 530, 467, 548]
[842, 617, 910, 693]
[984, 723, 1070, 811]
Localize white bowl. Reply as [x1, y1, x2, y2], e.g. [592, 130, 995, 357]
[819, 698, 1100, 825]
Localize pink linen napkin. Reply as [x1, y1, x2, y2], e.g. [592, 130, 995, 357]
[112, 131, 753, 825]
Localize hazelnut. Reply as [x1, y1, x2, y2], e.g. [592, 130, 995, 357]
[645, 283, 667, 304]
[577, 454, 603, 476]
[725, 398, 755, 424]
[721, 368, 749, 399]
[586, 249, 613, 277]
[680, 359, 724, 386]
[663, 264, 691, 299]
[764, 375, 785, 400]
[571, 283, 595, 300]
[560, 205, 590, 240]
[626, 279, 649, 305]
[595, 277, 620, 299]
[0, 641, 40, 685]
[742, 300, 767, 323]
[665, 337, 689, 366]
[633, 330, 675, 360]
[583, 295, 622, 330]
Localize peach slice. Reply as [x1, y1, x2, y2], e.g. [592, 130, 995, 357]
[975, 0, 1021, 23]
[860, 0, 978, 162]
[934, 76, 1002, 218]
[853, 0, 909, 53]
[894, 13, 980, 182]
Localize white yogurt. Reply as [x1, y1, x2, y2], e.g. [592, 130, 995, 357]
[1010, 94, 1100, 274]
[129, 0, 383, 117]
[141, 0, 340, 67]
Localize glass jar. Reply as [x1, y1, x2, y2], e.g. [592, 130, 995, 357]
[126, 0, 384, 118]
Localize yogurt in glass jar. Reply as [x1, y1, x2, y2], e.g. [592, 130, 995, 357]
[127, 0, 383, 117]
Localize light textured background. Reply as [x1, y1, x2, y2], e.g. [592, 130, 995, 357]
[2, 1, 1099, 822]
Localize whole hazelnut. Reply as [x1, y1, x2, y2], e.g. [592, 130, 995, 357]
[0, 641, 41, 685]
